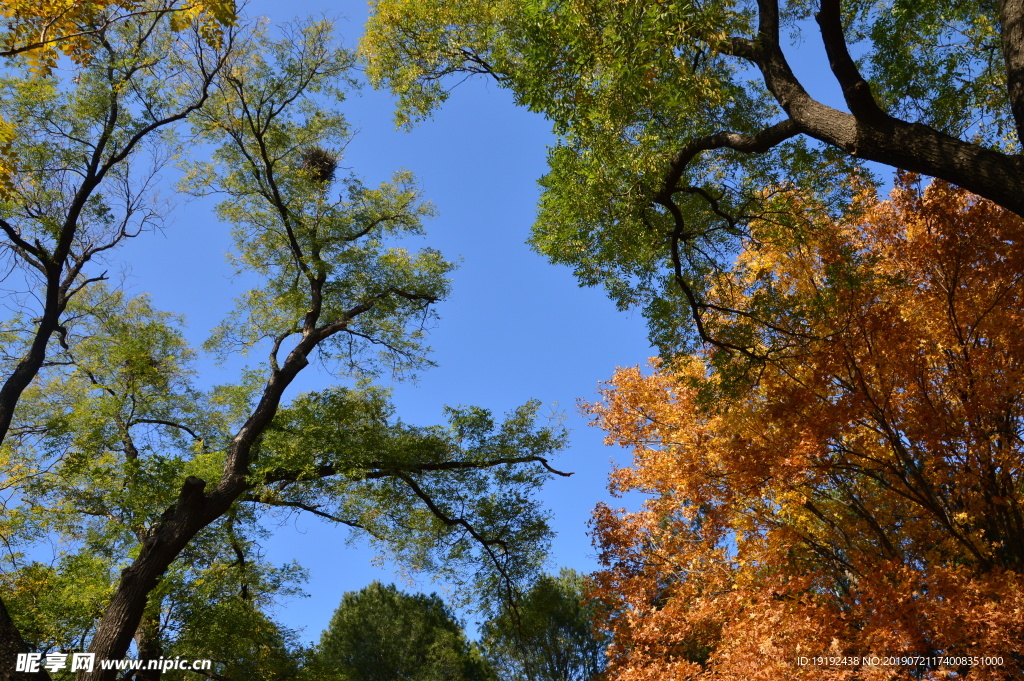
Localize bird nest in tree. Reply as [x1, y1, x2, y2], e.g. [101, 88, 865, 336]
[299, 146, 338, 184]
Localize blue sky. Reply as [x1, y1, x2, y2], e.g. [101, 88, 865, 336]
[116, 0, 655, 641]
[116, 0, 852, 643]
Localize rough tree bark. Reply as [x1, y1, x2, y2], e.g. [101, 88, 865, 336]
[667, 0, 1024, 217]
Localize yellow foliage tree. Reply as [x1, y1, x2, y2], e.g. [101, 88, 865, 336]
[0, 0, 236, 68]
[589, 177, 1024, 680]
[0, 0, 236, 193]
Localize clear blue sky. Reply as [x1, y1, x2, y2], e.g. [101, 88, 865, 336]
[116, 0, 851, 643]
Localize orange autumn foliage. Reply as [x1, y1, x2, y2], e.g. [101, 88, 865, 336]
[588, 177, 1024, 681]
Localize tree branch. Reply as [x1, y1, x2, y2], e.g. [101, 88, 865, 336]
[0, 5, 196, 59]
[259, 453, 572, 486]
[129, 418, 203, 442]
[815, 0, 887, 121]
[240, 496, 386, 539]
[658, 120, 801, 201]
[393, 471, 505, 547]
[314, 287, 440, 339]
[693, 0, 1024, 218]
[999, 0, 1024, 143]
[363, 456, 572, 478]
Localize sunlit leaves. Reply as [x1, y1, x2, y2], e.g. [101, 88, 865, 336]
[0, 555, 115, 654]
[183, 20, 451, 377]
[845, 0, 1011, 142]
[588, 178, 1024, 680]
[251, 395, 564, 609]
[363, 0, 885, 356]
[5, 287, 213, 545]
[0, 12, 567, 669]
[0, 0, 236, 74]
[0, 0, 238, 198]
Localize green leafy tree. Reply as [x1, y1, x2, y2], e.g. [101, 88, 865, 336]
[360, 0, 1024, 357]
[482, 569, 607, 681]
[0, 11, 567, 681]
[0, 3, 240, 676]
[313, 582, 493, 681]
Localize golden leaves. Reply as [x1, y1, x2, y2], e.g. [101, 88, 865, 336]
[0, 0, 237, 73]
[591, 177, 1024, 680]
[0, 0, 237, 197]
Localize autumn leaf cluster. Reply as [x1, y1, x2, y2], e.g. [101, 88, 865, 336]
[0, 0, 236, 195]
[588, 178, 1024, 681]
[0, 0, 236, 72]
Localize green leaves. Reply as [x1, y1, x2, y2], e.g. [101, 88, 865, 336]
[249, 394, 565, 609]
[482, 569, 608, 681]
[0, 554, 115, 655]
[0, 11, 568, 671]
[5, 286, 214, 550]
[363, 0, 1018, 359]
[849, 0, 1009, 141]
[314, 582, 493, 681]
[183, 21, 452, 376]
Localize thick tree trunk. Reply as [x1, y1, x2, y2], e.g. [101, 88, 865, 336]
[81, 478, 229, 681]
[0, 599, 49, 681]
[698, 1, 1024, 218]
[0, 18, 234, 678]
[796, 103, 1024, 217]
[81, 340, 316, 680]
[0, 283, 63, 444]
[999, 0, 1024, 142]
[753, 0, 1024, 217]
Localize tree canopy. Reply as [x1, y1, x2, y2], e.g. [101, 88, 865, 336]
[0, 0, 238, 193]
[482, 569, 608, 681]
[11, 1, 1024, 679]
[361, 2, 1024, 677]
[0, 7, 566, 680]
[0, 3, 240, 673]
[587, 177, 1024, 680]
[361, 0, 1024, 355]
[314, 582, 493, 681]
[0, 0, 236, 71]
